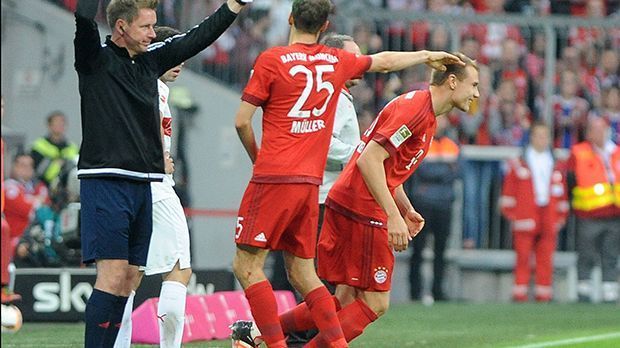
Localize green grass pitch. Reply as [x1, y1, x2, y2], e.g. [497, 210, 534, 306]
[2, 303, 619, 347]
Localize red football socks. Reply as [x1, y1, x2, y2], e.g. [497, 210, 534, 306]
[304, 287, 347, 347]
[280, 295, 341, 333]
[244, 280, 286, 348]
[306, 298, 378, 346]
[339, 298, 378, 341]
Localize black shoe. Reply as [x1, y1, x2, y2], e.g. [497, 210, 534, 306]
[433, 292, 448, 302]
[230, 320, 261, 347]
[287, 330, 309, 347]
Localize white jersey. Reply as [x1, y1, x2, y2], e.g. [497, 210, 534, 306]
[151, 80, 176, 203]
[141, 80, 191, 276]
[319, 89, 360, 203]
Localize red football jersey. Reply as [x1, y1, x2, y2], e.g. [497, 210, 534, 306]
[242, 43, 372, 185]
[328, 90, 437, 224]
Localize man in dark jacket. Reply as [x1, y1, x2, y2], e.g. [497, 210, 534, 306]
[405, 116, 460, 301]
[74, 0, 250, 346]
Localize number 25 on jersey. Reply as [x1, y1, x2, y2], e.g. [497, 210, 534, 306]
[288, 65, 335, 118]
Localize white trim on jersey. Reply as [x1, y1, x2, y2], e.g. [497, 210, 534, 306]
[77, 168, 165, 180]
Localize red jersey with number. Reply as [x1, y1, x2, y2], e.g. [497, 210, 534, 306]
[242, 43, 371, 185]
[327, 90, 437, 224]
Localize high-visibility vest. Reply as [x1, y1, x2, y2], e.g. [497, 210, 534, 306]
[31, 137, 79, 184]
[425, 136, 460, 161]
[569, 142, 620, 217]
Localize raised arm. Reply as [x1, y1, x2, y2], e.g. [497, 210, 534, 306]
[368, 50, 464, 74]
[235, 101, 259, 163]
[74, 0, 103, 73]
[150, 1, 249, 75]
[357, 140, 410, 252]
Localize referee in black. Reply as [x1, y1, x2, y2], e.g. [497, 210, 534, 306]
[74, 0, 251, 346]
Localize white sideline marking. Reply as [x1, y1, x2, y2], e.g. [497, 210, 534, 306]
[509, 332, 620, 348]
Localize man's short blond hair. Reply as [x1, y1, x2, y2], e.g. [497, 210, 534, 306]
[107, 0, 159, 30]
[430, 52, 478, 86]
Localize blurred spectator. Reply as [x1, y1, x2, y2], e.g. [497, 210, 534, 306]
[406, 116, 460, 301]
[492, 39, 529, 104]
[460, 36, 482, 62]
[551, 70, 590, 149]
[569, 0, 607, 49]
[157, 0, 181, 27]
[1, 96, 20, 304]
[3, 154, 51, 245]
[427, 25, 450, 51]
[464, 0, 524, 64]
[351, 20, 383, 55]
[568, 117, 620, 303]
[525, 30, 546, 84]
[500, 122, 569, 302]
[579, 43, 602, 108]
[30, 111, 79, 188]
[265, 0, 293, 46]
[488, 78, 531, 146]
[598, 49, 619, 90]
[591, 86, 620, 143]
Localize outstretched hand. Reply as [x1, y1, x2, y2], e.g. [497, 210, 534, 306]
[425, 51, 465, 71]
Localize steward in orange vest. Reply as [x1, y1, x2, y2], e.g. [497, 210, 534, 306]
[568, 144, 620, 218]
[500, 122, 569, 302]
[567, 117, 620, 303]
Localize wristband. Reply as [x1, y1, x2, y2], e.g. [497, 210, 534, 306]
[235, 0, 251, 5]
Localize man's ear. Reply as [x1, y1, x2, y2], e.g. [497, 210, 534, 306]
[319, 20, 330, 33]
[449, 74, 457, 90]
[288, 13, 293, 26]
[116, 19, 127, 34]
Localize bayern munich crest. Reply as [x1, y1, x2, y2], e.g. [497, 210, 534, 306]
[374, 267, 388, 284]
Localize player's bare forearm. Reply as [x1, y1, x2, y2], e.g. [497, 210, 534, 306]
[236, 124, 258, 163]
[235, 103, 259, 163]
[394, 185, 413, 216]
[357, 141, 399, 218]
[394, 184, 425, 238]
[368, 50, 464, 73]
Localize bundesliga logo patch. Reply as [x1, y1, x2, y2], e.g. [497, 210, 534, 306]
[389, 125, 412, 148]
[374, 267, 388, 284]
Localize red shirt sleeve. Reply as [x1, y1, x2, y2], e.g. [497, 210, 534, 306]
[373, 92, 431, 157]
[242, 51, 275, 106]
[337, 50, 371, 81]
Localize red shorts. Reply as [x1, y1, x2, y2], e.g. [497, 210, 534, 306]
[235, 182, 319, 258]
[317, 206, 394, 292]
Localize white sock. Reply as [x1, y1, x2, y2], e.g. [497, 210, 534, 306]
[158, 281, 187, 348]
[113, 290, 135, 348]
[602, 282, 619, 302]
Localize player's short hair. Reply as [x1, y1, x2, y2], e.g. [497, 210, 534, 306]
[153, 26, 181, 43]
[106, 0, 159, 31]
[430, 52, 478, 86]
[320, 33, 354, 49]
[46, 111, 65, 125]
[291, 0, 334, 35]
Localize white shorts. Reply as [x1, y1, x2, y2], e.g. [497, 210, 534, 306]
[140, 195, 191, 276]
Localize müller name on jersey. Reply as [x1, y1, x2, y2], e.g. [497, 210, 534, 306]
[280, 52, 339, 64]
[291, 119, 326, 134]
